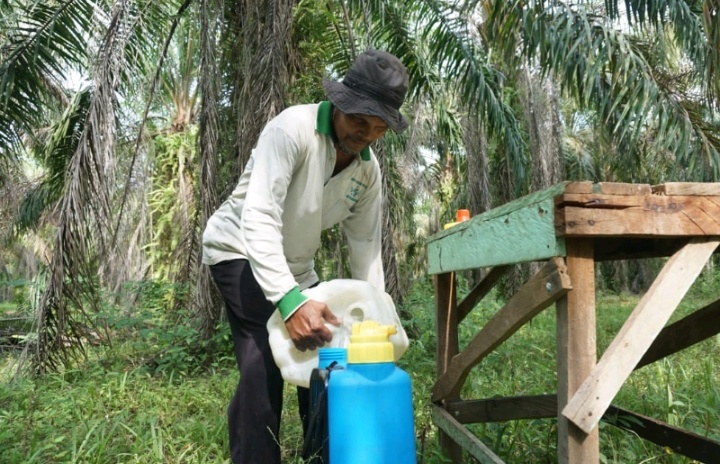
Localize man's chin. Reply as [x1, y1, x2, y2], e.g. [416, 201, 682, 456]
[337, 141, 363, 157]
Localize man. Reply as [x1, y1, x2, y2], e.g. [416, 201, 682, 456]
[201, 49, 409, 464]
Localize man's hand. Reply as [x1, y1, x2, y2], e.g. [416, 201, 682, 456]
[285, 299, 341, 351]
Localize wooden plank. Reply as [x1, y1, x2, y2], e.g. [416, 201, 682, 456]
[427, 184, 567, 274]
[441, 397, 720, 463]
[556, 239, 599, 464]
[564, 181, 594, 194]
[446, 395, 557, 424]
[555, 193, 646, 209]
[597, 182, 651, 195]
[653, 182, 720, 196]
[432, 405, 505, 464]
[605, 405, 720, 463]
[563, 182, 651, 195]
[636, 297, 720, 369]
[432, 258, 572, 402]
[430, 183, 567, 242]
[562, 238, 720, 434]
[435, 272, 459, 378]
[434, 272, 463, 462]
[457, 266, 511, 323]
[556, 196, 720, 237]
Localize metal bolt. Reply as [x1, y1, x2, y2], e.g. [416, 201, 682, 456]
[546, 282, 553, 292]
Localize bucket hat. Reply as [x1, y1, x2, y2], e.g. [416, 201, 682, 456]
[323, 50, 409, 133]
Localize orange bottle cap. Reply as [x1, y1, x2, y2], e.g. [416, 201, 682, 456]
[456, 209, 470, 222]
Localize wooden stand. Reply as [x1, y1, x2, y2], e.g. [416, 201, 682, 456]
[427, 182, 720, 463]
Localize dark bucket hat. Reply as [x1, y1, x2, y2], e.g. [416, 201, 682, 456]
[323, 50, 409, 133]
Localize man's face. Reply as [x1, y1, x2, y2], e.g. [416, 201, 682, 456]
[333, 110, 389, 156]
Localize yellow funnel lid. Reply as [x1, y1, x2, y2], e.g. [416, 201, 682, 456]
[347, 321, 396, 363]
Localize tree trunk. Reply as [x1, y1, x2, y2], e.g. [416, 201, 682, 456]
[192, 0, 224, 336]
[193, 0, 296, 335]
[373, 140, 404, 308]
[519, 65, 563, 277]
[519, 65, 563, 193]
[462, 111, 492, 286]
[232, 0, 296, 185]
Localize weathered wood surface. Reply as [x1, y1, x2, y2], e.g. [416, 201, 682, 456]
[435, 272, 459, 379]
[432, 405, 505, 464]
[652, 182, 720, 196]
[556, 193, 646, 208]
[432, 258, 571, 402]
[562, 238, 720, 434]
[446, 395, 557, 424]
[556, 239, 599, 464]
[427, 184, 566, 274]
[605, 405, 720, 463]
[446, 395, 720, 463]
[564, 182, 652, 195]
[636, 297, 720, 369]
[434, 272, 463, 462]
[430, 182, 720, 275]
[556, 196, 720, 237]
[429, 183, 720, 275]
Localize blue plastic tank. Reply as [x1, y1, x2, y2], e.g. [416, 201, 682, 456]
[328, 321, 416, 464]
[303, 348, 348, 463]
[317, 347, 347, 369]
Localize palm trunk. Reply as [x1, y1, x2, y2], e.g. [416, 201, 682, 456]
[462, 112, 492, 285]
[232, 0, 296, 184]
[193, 0, 297, 334]
[192, 0, 224, 336]
[519, 65, 564, 277]
[373, 141, 403, 306]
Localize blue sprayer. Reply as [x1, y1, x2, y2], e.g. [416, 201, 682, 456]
[328, 321, 416, 464]
[303, 348, 348, 463]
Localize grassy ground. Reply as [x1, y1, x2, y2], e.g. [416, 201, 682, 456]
[0, 274, 719, 463]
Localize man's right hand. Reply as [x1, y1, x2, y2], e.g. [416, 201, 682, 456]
[285, 299, 341, 351]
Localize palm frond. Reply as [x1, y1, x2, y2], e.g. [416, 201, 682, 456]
[702, 0, 720, 107]
[31, 0, 135, 372]
[0, 0, 93, 157]
[15, 87, 92, 233]
[605, 0, 708, 77]
[489, 1, 720, 180]
[414, 0, 528, 190]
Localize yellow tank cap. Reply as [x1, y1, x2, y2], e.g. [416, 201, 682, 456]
[348, 321, 396, 363]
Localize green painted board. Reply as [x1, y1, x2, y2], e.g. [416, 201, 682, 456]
[427, 184, 567, 274]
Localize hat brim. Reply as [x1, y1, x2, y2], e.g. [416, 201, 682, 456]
[323, 78, 408, 133]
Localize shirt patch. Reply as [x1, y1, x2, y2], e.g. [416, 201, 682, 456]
[346, 177, 368, 203]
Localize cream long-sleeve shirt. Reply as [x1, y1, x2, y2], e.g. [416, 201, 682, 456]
[201, 102, 385, 319]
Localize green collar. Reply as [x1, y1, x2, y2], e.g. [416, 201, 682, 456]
[317, 101, 370, 161]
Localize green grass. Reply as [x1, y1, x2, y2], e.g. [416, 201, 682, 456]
[0, 275, 719, 463]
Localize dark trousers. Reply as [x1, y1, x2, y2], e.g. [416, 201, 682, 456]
[209, 259, 309, 464]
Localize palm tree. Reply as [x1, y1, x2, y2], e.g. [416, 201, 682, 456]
[1, 0, 195, 372]
[4, 0, 719, 373]
[486, 0, 720, 182]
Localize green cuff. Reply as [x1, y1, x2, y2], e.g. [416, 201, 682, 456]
[277, 287, 308, 320]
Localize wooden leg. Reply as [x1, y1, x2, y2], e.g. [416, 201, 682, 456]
[556, 239, 599, 464]
[434, 272, 462, 462]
